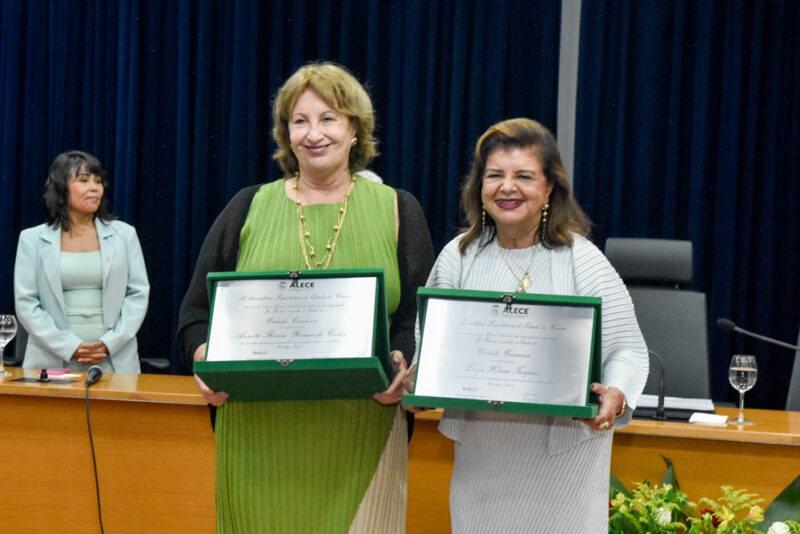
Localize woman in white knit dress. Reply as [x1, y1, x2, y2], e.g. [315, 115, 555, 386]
[422, 118, 648, 533]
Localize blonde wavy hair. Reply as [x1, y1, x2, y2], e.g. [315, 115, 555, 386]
[272, 62, 378, 176]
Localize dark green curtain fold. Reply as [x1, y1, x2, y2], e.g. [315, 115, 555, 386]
[0, 0, 560, 374]
[574, 0, 800, 409]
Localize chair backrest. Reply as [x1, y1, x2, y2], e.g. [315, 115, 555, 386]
[9, 320, 170, 374]
[605, 238, 711, 399]
[786, 325, 800, 411]
[9, 319, 28, 367]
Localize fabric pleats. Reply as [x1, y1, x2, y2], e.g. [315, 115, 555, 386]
[427, 232, 648, 533]
[214, 177, 405, 533]
[215, 400, 403, 533]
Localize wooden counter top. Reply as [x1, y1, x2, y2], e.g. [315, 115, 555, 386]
[0, 366, 206, 404]
[409, 404, 800, 534]
[0, 367, 215, 533]
[414, 406, 800, 446]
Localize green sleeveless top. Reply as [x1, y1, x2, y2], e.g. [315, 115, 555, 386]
[238, 178, 401, 308]
[215, 177, 402, 533]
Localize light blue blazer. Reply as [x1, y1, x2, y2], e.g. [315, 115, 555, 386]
[13, 219, 150, 373]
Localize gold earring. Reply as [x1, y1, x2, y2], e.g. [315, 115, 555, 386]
[540, 203, 549, 242]
[482, 205, 486, 228]
[350, 137, 358, 147]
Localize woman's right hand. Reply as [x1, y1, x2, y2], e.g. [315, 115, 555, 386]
[191, 343, 229, 405]
[193, 374, 229, 406]
[193, 343, 208, 362]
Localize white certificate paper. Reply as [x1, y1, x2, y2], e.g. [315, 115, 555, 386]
[206, 277, 377, 361]
[414, 298, 596, 406]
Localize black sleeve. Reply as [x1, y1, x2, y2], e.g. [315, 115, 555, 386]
[176, 185, 262, 372]
[389, 189, 435, 366]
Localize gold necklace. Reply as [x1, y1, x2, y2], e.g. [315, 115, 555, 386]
[499, 243, 539, 292]
[294, 174, 357, 270]
[72, 224, 92, 237]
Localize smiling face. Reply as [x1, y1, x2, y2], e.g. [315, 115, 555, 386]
[68, 164, 104, 217]
[481, 146, 553, 245]
[288, 88, 356, 180]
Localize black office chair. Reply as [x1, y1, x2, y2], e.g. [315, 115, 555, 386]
[785, 325, 800, 411]
[8, 320, 170, 373]
[4, 320, 28, 367]
[604, 238, 711, 399]
[140, 356, 171, 374]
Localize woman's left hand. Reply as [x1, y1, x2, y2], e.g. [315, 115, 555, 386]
[373, 351, 413, 405]
[578, 383, 625, 432]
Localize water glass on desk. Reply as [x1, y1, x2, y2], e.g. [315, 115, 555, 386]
[728, 354, 757, 425]
[0, 314, 17, 377]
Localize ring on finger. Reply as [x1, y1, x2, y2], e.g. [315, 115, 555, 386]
[598, 421, 610, 431]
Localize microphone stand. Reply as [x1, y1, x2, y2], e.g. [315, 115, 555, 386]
[717, 318, 800, 352]
[648, 350, 666, 421]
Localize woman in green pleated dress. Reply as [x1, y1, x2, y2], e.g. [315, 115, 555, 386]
[177, 62, 434, 533]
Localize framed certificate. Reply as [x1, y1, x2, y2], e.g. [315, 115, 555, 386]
[403, 288, 602, 418]
[194, 269, 391, 401]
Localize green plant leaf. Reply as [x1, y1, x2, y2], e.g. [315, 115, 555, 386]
[609, 513, 642, 534]
[610, 472, 630, 498]
[661, 456, 679, 490]
[764, 473, 800, 524]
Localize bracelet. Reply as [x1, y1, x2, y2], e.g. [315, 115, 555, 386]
[616, 396, 627, 417]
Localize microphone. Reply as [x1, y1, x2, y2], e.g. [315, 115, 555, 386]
[86, 365, 103, 387]
[648, 350, 666, 421]
[717, 318, 800, 352]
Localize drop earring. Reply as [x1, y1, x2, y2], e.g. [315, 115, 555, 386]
[540, 202, 550, 243]
[482, 205, 487, 228]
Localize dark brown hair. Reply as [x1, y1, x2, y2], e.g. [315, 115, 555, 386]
[459, 118, 591, 254]
[44, 150, 114, 230]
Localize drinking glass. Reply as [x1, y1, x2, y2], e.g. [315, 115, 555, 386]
[728, 354, 758, 425]
[0, 314, 18, 377]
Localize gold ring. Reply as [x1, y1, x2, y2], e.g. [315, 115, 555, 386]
[598, 421, 610, 431]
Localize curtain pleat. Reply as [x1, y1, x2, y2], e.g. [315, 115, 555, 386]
[2, 0, 798, 409]
[574, 0, 800, 408]
[0, 0, 561, 377]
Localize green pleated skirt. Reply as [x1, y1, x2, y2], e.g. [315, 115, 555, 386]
[217, 178, 407, 532]
[215, 400, 407, 533]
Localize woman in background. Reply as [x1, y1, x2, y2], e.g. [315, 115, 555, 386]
[178, 62, 434, 533]
[14, 150, 149, 373]
[422, 118, 648, 532]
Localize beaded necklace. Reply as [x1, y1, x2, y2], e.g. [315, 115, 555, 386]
[293, 174, 357, 270]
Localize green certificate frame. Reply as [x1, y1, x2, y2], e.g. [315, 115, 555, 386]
[403, 288, 602, 418]
[194, 269, 390, 401]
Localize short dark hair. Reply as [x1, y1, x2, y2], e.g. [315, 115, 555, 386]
[44, 150, 115, 230]
[459, 118, 591, 254]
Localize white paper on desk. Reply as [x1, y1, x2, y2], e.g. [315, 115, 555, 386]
[414, 298, 595, 405]
[206, 277, 376, 361]
[638, 394, 715, 412]
[689, 412, 728, 425]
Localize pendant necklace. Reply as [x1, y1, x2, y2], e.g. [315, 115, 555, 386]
[500, 243, 539, 293]
[294, 174, 357, 270]
[73, 224, 91, 236]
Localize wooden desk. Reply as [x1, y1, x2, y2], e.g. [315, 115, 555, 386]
[5, 369, 798, 534]
[611, 407, 800, 503]
[407, 408, 800, 534]
[0, 368, 215, 533]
